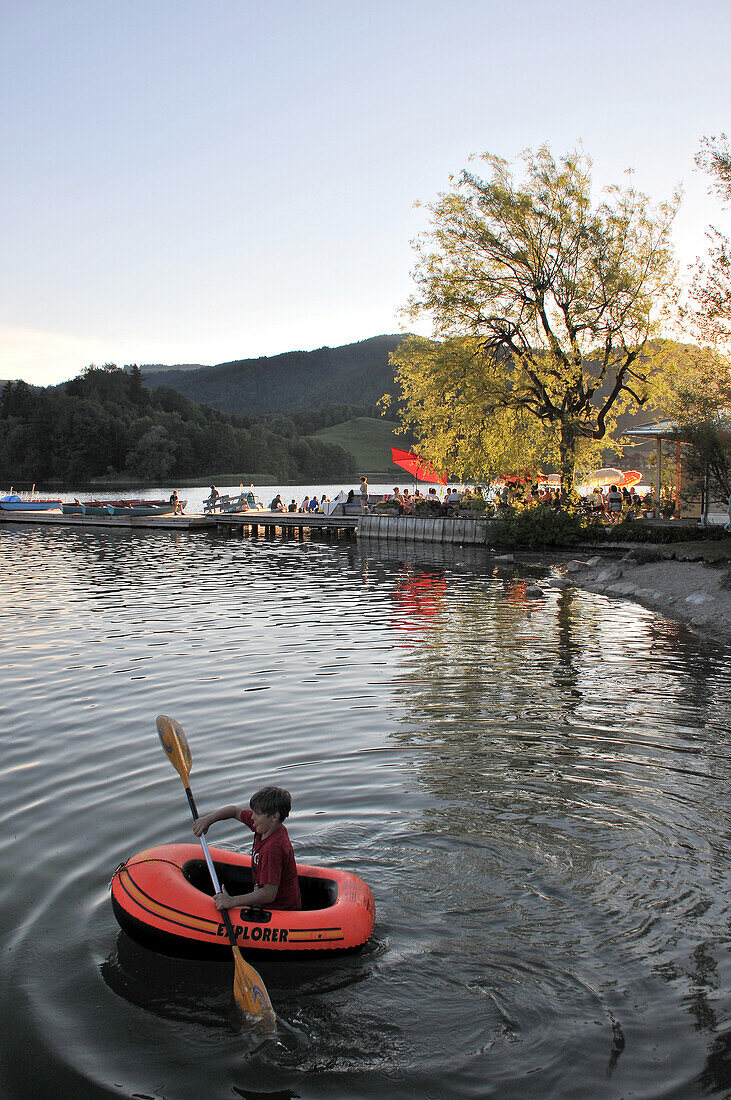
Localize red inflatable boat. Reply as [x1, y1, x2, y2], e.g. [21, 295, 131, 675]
[111, 843, 375, 959]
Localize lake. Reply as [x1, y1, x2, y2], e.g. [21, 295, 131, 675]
[1, 511, 730, 1098]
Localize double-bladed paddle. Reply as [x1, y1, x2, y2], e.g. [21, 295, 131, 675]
[156, 714, 275, 1027]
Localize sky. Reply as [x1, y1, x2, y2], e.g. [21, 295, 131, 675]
[2, 0, 730, 386]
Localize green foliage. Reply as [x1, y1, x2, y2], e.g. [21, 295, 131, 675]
[489, 502, 602, 548]
[0, 366, 355, 484]
[372, 497, 403, 514]
[650, 343, 731, 502]
[412, 497, 445, 515]
[400, 145, 679, 492]
[688, 134, 731, 347]
[606, 519, 729, 544]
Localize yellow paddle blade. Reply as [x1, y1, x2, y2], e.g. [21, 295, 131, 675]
[156, 715, 192, 784]
[232, 947, 276, 1027]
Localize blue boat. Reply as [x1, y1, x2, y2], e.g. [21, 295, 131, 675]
[0, 493, 63, 511]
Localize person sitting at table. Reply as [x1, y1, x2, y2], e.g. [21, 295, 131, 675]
[443, 487, 462, 513]
[402, 489, 414, 514]
[606, 484, 623, 522]
[590, 487, 605, 514]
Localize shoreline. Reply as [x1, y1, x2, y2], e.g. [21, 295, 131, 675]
[550, 550, 731, 642]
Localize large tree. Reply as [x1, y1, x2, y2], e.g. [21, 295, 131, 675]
[654, 344, 731, 508]
[671, 134, 731, 510]
[689, 133, 731, 347]
[395, 146, 678, 492]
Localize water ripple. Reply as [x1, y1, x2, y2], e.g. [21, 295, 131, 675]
[0, 527, 730, 1098]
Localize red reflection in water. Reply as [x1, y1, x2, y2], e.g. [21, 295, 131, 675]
[391, 569, 447, 636]
[504, 580, 528, 611]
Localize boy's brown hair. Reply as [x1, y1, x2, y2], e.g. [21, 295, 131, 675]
[250, 786, 292, 821]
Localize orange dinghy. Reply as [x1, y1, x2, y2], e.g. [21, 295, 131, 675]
[111, 843, 375, 958]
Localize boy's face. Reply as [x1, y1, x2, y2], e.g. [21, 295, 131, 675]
[251, 808, 281, 836]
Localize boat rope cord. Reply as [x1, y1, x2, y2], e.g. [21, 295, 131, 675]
[108, 856, 182, 890]
[108, 843, 241, 890]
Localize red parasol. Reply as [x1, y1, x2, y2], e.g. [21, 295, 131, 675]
[619, 469, 643, 488]
[391, 448, 447, 485]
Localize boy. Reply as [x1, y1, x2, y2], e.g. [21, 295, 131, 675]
[193, 786, 301, 912]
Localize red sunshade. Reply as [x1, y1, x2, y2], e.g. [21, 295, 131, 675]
[391, 448, 447, 485]
[619, 470, 643, 487]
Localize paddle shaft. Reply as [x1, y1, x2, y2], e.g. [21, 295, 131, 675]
[182, 784, 240, 948]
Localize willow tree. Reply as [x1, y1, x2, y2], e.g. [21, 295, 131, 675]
[394, 146, 678, 493]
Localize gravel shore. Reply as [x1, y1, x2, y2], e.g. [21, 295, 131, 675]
[551, 549, 731, 642]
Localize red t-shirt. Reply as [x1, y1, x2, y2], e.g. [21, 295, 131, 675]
[239, 809, 302, 910]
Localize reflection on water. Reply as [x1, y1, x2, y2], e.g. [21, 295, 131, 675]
[0, 525, 730, 1098]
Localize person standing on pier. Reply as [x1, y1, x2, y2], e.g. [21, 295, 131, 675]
[359, 476, 369, 513]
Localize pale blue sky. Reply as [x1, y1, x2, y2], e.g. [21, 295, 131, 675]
[2, 0, 729, 384]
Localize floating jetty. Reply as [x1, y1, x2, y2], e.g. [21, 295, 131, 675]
[0, 508, 480, 541]
[214, 512, 491, 545]
[1, 508, 497, 544]
[0, 509, 214, 530]
[214, 511, 359, 538]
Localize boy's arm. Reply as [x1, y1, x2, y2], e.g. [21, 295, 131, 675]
[192, 805, 243, 837]
[214, 883, 278, 909]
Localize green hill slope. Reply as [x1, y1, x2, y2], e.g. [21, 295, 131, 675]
[311, 417, 412, 474]
[144, 334, 405, 417]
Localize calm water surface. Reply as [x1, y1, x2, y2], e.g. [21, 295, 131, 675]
[0, 518, 730, 1099]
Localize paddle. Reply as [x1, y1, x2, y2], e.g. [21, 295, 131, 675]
[156, 714, 275, 1027]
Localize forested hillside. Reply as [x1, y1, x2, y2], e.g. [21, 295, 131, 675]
[0, 366, 355, 483]
[144, 335, 405, 417]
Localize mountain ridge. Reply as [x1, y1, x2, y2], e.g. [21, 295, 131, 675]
[143, 334, 405, 417]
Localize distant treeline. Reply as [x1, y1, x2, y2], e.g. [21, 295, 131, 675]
[0, 366, 356, 483]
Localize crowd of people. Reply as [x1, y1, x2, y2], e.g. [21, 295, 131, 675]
[373, 480, 660, 522]
[268, 493, 332, 513]
[206, 478, 662, 523]
[269, 476, 370, 515]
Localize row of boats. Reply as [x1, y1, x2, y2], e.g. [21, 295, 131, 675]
[0, 493, 185, 516]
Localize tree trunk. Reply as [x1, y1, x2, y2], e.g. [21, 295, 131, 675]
[559, 425, 577, 498]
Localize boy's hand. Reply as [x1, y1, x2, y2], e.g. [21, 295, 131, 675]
[213, 887, 233, 910]
[193, 814, 211, 837]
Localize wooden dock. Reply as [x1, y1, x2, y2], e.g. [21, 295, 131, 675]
[213, 511, 359, 538]
[1, 508, 492, 543]
[214, 511, 492, 545]
[0, 509, 215, 530]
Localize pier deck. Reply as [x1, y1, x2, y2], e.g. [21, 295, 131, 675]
[0, 510, 215, 530]
[213, 511, 359, 537]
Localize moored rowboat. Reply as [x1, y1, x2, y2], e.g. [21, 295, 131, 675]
[111, 843, 375, 958]
[62, 499, 185, 516]
[0, 493, 63, 511]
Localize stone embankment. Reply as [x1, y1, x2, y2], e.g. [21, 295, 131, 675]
[552, 547, 731, 641]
